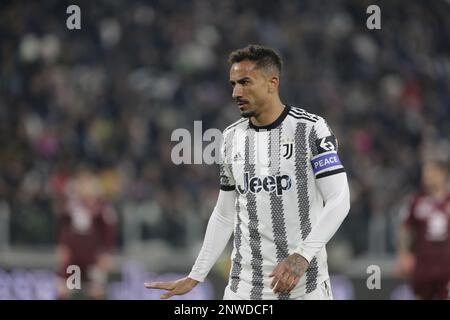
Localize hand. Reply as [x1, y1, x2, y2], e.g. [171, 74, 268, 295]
[96, 253, 113, 271]
[269, 253, 309, 294]
[393, 252, 415, 278]
[56, 245, 71, 266]
[144, 277, 199, 299]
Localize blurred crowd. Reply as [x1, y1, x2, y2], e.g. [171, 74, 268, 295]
[0, 0, 449, 257]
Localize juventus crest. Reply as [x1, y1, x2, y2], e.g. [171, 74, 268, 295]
[281, 138, 294, 159]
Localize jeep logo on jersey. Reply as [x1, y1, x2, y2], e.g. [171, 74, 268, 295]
[237, 172, 292, 195]
[315, 135, 337, 153]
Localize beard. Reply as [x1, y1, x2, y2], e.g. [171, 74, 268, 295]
[240, 109, 256, 118]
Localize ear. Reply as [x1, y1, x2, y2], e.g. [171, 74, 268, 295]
[268, 76, 279, 94]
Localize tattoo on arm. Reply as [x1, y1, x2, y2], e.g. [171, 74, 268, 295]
[286, 253, 309, 277]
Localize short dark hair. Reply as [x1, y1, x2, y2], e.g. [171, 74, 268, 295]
[228, 44, 282, 76]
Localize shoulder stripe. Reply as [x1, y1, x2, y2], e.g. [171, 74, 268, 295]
[224, 118, 247, 132]
[289, 106, 304, 112]
[290, 106, 319, 117]
[290, 106, 308, 113]
[288, 112, 318, 123]
[289, 108, 319, 121]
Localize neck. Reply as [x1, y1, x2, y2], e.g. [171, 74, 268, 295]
[428, 185, 448, 200]
[251, 96, 285, 127]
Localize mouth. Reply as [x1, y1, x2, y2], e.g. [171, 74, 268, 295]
[237, 101, 249, 108]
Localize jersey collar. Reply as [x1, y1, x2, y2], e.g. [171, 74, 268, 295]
[249, 105, 290, 131]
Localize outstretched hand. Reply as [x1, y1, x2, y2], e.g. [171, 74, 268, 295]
[144, 277, 199, 299]
[269, 253, 309, 294]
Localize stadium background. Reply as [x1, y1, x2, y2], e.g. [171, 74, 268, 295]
[0, 0, 449, 299]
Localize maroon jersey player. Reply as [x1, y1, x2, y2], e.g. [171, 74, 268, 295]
[55, 169, 117, 299]
[396, 159, 450, 300]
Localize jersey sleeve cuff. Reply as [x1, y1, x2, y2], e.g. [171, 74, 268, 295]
[293, 247, 313, 264]
[188, 271, 206, 283]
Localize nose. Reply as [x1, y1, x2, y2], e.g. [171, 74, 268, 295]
[232, 85, 243, 100]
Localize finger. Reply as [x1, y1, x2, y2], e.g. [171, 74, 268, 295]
[144, 282, 174, 290]
[269, 264, 281, 277]
[161, 286, 187, 299]
[273, 272, 285, 293]
[161, 291, 175, 299]
[274, 278, 287, 293]
[280, 275, 293, 293]
[280, 271, 295, 293]
[276, 273, 290, 293]
[287, 276, 299, 292]
[270, 277, 277, 289]
[270, 273, 281, 289]
[272, 279, 281, 292]
[270, 265, 285, 287]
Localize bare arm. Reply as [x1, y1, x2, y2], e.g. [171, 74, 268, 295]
[398, 224, 413, 254]
[394, 224, 415, 277]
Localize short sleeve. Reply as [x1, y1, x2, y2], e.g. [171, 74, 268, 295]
[309, 117, 345, 179]
[219, 131, 236, 191]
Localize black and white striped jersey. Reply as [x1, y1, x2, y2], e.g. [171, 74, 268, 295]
[219, 105, 345, 299]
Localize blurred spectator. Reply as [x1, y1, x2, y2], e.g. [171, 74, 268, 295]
[55, 167, 117, 299]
